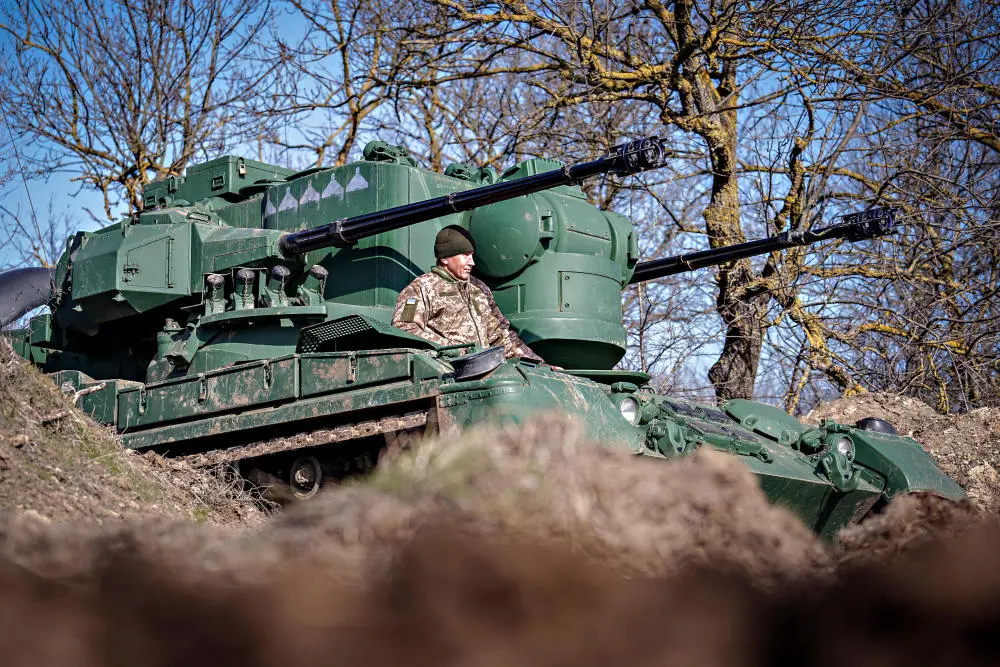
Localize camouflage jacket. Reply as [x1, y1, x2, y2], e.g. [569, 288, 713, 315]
[392, 267, 542, 361]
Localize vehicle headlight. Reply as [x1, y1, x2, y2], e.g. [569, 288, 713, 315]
[618, 396, 640, 425]
[836, 436, 854, 460]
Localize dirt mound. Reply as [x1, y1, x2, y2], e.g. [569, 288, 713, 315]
[0, 338, 264, 526]
[256, 417, 829, 584]
[834, 492, 980, 567]
[0, 411, 837, 666]
[3, 519, 1000, 667]
[0, 342, 991, 665]
[808, 392, 1000, 512]
[2, 407, 988, 667]
[0, 526, 761, 667]
[0, 415, 828, 587]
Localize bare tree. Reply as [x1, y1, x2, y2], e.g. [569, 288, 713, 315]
[0, 0, 276, 219]
[747, 0, 1000, 411]
[378, 0, 1000, 412]
[3, 0, 996, 410]
[379, 0, 890, 401]
[261, 0, 405, 168]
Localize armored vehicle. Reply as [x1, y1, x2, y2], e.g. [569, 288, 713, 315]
[1, 137, 963, 537]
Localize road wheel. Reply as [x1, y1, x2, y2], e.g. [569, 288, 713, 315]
[289, 456, 323, 499]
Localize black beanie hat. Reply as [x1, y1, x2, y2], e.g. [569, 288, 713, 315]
[434, 225, 476, 259]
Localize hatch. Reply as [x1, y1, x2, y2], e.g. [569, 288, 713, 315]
[722, 398, 806, 446]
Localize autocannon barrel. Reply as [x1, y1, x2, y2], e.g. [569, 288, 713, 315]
[278, 136, 671, 256]
[628, 208, 897, 285]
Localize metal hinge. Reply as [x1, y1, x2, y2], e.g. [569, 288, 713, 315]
[347, 353, 358, 384]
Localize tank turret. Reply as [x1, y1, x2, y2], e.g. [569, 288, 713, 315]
[3, 137, 669, 379]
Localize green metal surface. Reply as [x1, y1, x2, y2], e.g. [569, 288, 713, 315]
[6, 138, 965, 537]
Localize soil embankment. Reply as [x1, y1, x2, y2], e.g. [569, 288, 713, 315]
[0, 340, 264, 526]
[2, 338, 999, 666]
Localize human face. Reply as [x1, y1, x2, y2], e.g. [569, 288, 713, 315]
[441, 251, 475, 280]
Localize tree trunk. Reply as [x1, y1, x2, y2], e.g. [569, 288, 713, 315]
[698, 66, 766, 402]
[708, 258, 767, 401]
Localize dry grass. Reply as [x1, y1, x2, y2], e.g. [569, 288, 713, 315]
[0, 455, 998, 667]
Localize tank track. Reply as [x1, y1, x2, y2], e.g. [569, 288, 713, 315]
[176, 410, 429, 468]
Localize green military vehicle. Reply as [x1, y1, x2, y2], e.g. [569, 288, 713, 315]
[0, 137, 963, 537]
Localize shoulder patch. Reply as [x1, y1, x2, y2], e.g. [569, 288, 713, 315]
[401, 297, 418, 322]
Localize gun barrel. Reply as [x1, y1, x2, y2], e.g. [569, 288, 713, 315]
[628, 208, 897, 285]
[279, 137, 670, 256]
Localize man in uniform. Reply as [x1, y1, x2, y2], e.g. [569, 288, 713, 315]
[392, 225, 544, 362]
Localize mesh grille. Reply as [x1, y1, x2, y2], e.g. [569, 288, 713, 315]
[298, 315, 368, 353]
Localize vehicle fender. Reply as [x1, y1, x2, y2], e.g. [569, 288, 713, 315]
[851, 430, 966, 501]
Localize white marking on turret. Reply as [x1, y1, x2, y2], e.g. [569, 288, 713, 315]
[322, 176, 344, 199]
[278, 187, 298, 212]
[264, 193, 277, 218]
[300, 180, 320, 205]
[346, 168, 368, 192]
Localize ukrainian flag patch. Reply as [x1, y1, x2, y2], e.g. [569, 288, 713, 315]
[401, 297, 418, 322]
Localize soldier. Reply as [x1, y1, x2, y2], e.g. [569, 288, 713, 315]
[392, 225, 545, 362]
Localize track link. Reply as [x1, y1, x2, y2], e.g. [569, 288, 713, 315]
[177, 410, 429, 468]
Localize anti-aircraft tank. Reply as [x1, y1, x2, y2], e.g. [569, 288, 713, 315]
[1, 137, 963, 537]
